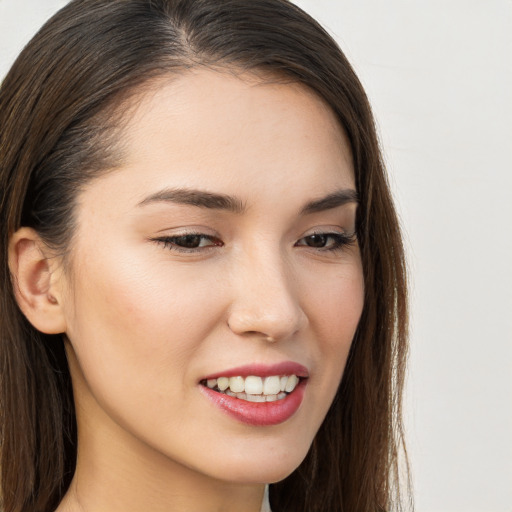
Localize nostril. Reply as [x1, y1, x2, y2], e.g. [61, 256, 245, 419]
[226, 289, 308, 341]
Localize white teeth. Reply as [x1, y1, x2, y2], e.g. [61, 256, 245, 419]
[204, 374, 301, 399]
[245, 376, 263, 395]
[284, 374, 299, 393]
[263, 376, 281, 395]
[245, 393, 266, 402]
[229, 376, 245, 393]
[217, 377, 229, 391]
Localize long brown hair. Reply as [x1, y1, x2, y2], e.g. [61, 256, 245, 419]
[0, 1, 410, 511]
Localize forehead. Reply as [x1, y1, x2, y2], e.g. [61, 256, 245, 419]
[120, 68, 353, 183]
[77, 68, 355, 221]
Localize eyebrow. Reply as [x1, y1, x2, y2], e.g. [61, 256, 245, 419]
[138, 188, 246, 213]
[299, 189, 359, 215]
[138, 187, 358, 214]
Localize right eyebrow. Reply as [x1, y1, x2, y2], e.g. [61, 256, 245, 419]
[137, 187, 246, 214]
[299, 189, 359, 215]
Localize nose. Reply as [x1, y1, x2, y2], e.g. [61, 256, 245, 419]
[227, 248, 308, 342]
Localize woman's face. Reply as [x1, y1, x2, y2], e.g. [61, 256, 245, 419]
[60, 69, 364, 485]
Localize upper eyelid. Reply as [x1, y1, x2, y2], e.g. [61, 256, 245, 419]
[151, 234, 222, 253]
[154, 229, 350, 239]
[296, 231, 356, 243]
[152, 228, 354, 240]
[153, 225, 218, 235]
[153, 233, 221, 242]
[299, 227, 355, 238]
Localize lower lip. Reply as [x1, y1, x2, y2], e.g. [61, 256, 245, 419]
[200, 380, 306, 426]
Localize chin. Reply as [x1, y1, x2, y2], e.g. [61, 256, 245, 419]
[202, 439, 311, 485]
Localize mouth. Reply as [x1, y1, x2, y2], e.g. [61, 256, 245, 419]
[199, 363, 309, 426]
[200, 374, 301, 403]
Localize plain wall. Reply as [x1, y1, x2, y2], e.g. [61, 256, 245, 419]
[1, 1, 511, 511]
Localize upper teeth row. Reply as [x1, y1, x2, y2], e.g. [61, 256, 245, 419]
[206, 375, 299, 395]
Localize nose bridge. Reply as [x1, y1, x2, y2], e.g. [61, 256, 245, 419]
[227, 241, 307, 340]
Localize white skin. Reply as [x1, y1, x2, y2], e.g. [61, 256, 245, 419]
[10, 69, 364, 512]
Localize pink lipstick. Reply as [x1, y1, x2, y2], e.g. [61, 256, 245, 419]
[199, 362, 308, 426]
[201, 361, 309, 380]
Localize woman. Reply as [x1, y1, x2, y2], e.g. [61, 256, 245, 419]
[0, 1, 410, 511]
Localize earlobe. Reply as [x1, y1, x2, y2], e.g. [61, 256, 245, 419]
[8, 227, 67, 334]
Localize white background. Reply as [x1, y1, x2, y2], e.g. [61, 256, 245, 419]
[1, 1, 511, 511]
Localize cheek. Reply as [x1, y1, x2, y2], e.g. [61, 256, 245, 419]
[62, 246, 230, 448]
[63, 246, 226, 386]
[300, 260, 364, 415]
[307, 262, 364, 351]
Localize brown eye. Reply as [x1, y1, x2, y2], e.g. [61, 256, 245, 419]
[295, 232, 356, 252]
[173, 235, 204, 248]
[153, 233, 223, 252]
[304, 234, 329, 248]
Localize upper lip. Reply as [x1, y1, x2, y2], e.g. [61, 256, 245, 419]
[201, 361, 309, 381]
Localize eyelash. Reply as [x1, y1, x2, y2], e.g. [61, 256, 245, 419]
[295, 231, 357, 253]
[152, 231, 356, 254]
[152, 233, 222, 253]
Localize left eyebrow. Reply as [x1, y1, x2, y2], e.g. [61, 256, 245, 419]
[300, 189, 359, 215]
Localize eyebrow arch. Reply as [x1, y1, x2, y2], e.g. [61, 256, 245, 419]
[138, 188, 246, 213]
[300, 189, 359, 215]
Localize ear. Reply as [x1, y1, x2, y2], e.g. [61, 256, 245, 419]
[8, 227, 67, 334]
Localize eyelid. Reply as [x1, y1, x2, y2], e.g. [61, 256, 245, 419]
[150, 230, 223, 253]
[295, 229, 357, 252]
[299, 226, 356, 240]
[150, 227, 357, 254]
[301, 226, 352, 237]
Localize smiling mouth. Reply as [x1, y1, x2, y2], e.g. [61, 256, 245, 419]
[200, 374, 301, 403]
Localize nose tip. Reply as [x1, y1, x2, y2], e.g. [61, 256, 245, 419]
[228, 304, 307, 342]
[227, 271, 308, 342]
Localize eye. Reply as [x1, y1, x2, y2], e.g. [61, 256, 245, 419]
[152, 233, 223, 252]
[295, 232, 356, 252]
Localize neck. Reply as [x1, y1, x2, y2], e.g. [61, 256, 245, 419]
[59, 471, 265, 512]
